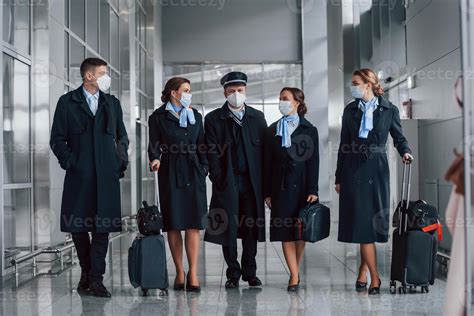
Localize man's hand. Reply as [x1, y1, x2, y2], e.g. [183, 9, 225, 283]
[335, 184, 341, 194]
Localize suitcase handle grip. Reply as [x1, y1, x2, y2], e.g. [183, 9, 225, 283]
[399, 163, 412, 235]
[154, 171, 160, 209]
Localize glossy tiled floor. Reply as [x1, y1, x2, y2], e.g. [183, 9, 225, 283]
[0, 217, 447, 316]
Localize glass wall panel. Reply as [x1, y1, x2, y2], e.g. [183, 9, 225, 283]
[64, 32, 69, 81]
[110, 12, 119, 68]
[140, 47, 146, 91]
[4, 188, 31, 262]
[99, 0, 110, 61]
[70, 36, 85, 87]
[65, 0, 69, 28]
[3, 55, 31, 184]
[110, 69, 119, 97]
[3, 0, 30, 55]
[86, 0, 99, 52]
[70, 0, 85, 40]
[109, 0, 119, 10]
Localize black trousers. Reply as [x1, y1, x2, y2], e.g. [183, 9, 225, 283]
[71, 232, 109, 282]
[222, 174, 258, 281]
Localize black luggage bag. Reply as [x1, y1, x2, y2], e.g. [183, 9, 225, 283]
[128, 171, 169, 296]
[389, 163, 441, 294]
[128, 234, 169, 295]
[295, 202, 330, 243]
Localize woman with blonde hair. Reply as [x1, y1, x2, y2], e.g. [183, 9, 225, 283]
[335, 68, 413, 294]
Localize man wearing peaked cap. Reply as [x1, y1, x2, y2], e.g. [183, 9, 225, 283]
[204, 71, 268, 289]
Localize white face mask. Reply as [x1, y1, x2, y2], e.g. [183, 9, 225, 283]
[350, 85, 365, 99]
[178, 92, 192, 107]
[227, 91, 246, 109]
[95, 74, 111, 92]
[279, 100, 294, 116]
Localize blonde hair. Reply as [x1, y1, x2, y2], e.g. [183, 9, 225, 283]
[353, 68, 385, 96]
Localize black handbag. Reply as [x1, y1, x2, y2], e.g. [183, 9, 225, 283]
[136, 172, 163, 235]
[296, 202, 330, 243]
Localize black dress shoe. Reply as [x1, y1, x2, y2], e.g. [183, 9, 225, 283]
[89, 280, 112, 298]
[174, 276, 185, 291]
[246, 276, 262, 287]
[368, 278, 381, 295]
[186, 273, 201, 293]
[225, 279, 239, 289]
[77, 272, 90, 292]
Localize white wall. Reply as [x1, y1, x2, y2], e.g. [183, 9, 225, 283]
[162, 0, 302, 63]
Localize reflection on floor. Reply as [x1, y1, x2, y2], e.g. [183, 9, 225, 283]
[0, 223, 446, 315]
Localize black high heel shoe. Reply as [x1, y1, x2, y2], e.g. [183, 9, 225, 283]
[355, 276, 368, 292]
[173, 275, 185, 291]
[287, 275, 300, 292]
[368, 278, 381, 295]
[186, 273, 201, 293]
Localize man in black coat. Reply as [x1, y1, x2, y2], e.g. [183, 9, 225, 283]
[50, 58, 129, 297]
[204, 71, 267, 289]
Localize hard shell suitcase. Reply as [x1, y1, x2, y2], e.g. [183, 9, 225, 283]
[128, 234, 169, 295]
[128, 171, 169, 295]
[389, 163, 439, 294]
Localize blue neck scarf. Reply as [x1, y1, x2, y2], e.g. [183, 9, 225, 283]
[168, 101, 196, 128]
[276, 114, 300, 148]
[358, 97, 378, 138]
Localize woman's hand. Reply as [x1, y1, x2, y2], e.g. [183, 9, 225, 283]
[307, 195, 318, 203]
[402, 153, 414, 164]
[265, 197, 272, 208]
[335, 184, 341, 194]
[149, 159, 160, 172]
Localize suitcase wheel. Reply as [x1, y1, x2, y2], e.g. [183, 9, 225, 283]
[408, 286, 417, 294]
[159, 289, 169, 296]
[421, 285, 429, 293]
[389, 281, 396, 294]
[398, 285, 407, 294]
[141, 288, 149, 296]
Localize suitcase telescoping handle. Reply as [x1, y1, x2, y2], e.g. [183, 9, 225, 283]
[398, 162, 412, 235]
[154, 171, 160, 209]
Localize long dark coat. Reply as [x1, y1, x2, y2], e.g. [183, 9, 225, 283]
[264, 116, 320, 241]
[147, 105, 208, 231]
[336, 96, 411, 243]
[50, 86, 129, 233]
[204, 103, 267, 247]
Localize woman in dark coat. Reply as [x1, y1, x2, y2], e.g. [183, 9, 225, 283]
[335, 68, 413, 295]
[148, 77, 208, 292]
[264, 87, 319, 292]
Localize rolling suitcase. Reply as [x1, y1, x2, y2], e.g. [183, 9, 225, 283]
[390, 163, 440, 294]
[128, 171, 169, 296]
[128, 234, 169, 295]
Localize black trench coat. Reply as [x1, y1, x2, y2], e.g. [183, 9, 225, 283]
[204, 103, 267, 247]
[50, 86, 129, 233]
[264, 117, 320, 241]
[147, 105, 208, 231]
[335, 96, 411, 243]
